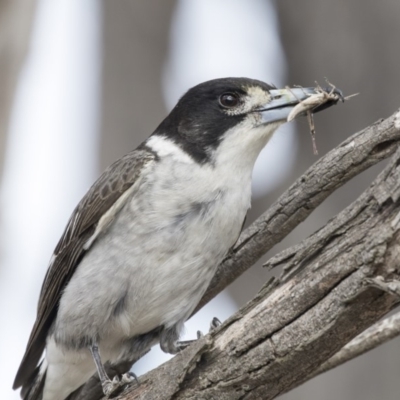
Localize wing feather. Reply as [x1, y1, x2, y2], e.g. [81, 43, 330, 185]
[13, 148, 155, 389]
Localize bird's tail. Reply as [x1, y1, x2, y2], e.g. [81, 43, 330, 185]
[20, 360, 46, 400]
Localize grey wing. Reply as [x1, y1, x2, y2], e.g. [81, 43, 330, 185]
[13, 148, 156, 390]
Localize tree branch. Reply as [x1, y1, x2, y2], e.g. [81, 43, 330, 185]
[310, 308, 400, 379]
[71, 110, 400, 400]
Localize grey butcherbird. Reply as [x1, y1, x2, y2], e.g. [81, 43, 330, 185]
[14, 78, 341, 400]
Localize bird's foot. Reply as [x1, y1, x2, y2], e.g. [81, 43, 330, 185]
[175, 331, 203, 351]
[209, 317, 222, 331]
[102, 372, 138, 398]
[175, 317, 222, 351]
[90, 344, 139, 397]
[102, 376, 120, 397]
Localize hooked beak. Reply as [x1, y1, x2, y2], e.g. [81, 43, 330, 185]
[258, 86, 343, 124]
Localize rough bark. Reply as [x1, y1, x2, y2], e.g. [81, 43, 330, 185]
[70, 110, 400, 399]
[309, 308, 400, 379]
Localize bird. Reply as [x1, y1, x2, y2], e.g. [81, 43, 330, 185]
[13, 77, 341, 400]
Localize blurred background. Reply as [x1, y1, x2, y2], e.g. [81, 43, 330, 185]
[1, 0, 400, 399]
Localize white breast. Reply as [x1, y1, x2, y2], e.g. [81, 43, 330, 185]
[56, 136, 255, 359]
[108, 149, 252, 334]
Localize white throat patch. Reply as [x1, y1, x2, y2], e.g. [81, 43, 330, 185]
[212, 116, 282, 171]
[146, 135, 194, 164]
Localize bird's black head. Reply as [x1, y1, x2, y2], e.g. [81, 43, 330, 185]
[151, 77, 337, 164]
[153, 78, 276, 163]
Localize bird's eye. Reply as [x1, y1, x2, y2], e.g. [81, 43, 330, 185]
[219, 93, 239, 108]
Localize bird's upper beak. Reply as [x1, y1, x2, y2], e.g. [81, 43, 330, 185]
[258, 86, 343, 124]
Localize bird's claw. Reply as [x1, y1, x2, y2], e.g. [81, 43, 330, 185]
[121, 371, 139, 385]
[210, 317, 221, 331]
[175, 317, 221, 351]
[102, 376, 120, 397]
[102, 372, 138, 398]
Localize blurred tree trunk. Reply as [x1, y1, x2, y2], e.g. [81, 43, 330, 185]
[0, 0, 37, 180]
[274, 2, 400, 399]
[100, 0, 176, 170]
[0, 0, 37, 271]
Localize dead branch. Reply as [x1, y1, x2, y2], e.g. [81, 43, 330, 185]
[311, 309, 400, 379]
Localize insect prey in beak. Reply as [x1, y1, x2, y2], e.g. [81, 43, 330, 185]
[287, 80, 358, 155]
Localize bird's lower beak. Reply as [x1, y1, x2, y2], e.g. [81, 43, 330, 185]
[258, 87, 342, 124]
